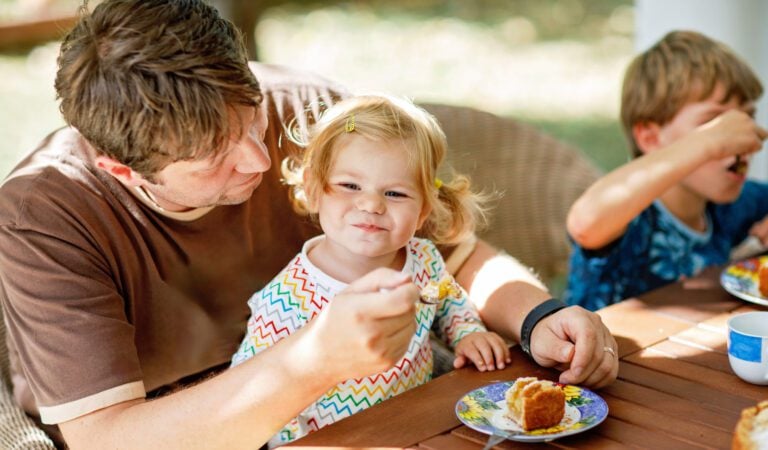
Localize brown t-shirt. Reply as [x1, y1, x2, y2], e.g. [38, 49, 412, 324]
[0, 63, 347, 434]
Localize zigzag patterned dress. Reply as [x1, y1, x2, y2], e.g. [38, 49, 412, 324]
[231, 235, 486, 447]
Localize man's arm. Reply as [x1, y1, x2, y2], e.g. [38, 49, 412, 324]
[59, 269, 418, 449]
[454, 240, 618, 388]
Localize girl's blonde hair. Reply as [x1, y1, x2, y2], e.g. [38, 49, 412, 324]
[282, 94, 488, 245]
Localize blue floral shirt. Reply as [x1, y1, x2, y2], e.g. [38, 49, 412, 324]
[565, 181, 768, 311]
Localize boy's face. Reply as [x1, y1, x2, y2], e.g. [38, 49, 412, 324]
[657, 84, 757, 203]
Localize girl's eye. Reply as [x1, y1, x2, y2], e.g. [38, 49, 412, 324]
[385, 191, 408, 198]
[338, 183, 360, 191]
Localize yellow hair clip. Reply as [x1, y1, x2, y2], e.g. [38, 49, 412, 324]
[434, 178, 443, 189]
[345, 114, 355, 132]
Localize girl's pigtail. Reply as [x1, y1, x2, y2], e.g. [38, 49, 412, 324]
[423, 173, 492, 245]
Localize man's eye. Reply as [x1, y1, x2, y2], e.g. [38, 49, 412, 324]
[385, 191, 408, 198]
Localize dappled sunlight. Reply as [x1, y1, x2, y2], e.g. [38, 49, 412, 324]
[468, 253, 546, 310]
[258, 6, 632, 120]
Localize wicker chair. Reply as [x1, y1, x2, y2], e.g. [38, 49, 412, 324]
[422, 103, 602, 285]
[0, 103, 601, 448]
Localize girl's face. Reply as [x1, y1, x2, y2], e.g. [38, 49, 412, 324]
[314, 134, 431, 261]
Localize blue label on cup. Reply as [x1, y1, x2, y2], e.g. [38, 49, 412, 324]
[730, 330, 762, 363]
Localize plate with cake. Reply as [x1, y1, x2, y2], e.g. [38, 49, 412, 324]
[733, 400, 768, 449]
[720, 256, 768, 307]
[455, 377, 608, 443]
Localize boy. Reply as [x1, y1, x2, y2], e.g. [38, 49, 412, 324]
[566, 30, 768, 311]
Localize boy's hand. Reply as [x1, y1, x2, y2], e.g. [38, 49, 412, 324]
[453, 331, 511, 371]
[750, 215, 768, 246]
[700, 110, 767, 160]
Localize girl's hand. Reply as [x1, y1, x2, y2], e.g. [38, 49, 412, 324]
[453, 331, 511, 371]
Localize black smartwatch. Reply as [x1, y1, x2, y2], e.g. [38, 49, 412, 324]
[520, 298, 567, 356]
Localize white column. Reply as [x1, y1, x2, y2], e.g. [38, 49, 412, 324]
[635, 0, 768, 180]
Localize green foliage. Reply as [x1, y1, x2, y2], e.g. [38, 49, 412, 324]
[527, 118, 630, 172]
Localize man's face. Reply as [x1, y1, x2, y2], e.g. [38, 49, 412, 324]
[140, 105, 271, 212]
[658, 84, 757, 203]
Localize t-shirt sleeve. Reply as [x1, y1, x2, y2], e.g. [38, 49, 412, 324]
[230, 262, 305, 367]
[0, 224, 144, 424]
[565, 212, 653, 311]
[417, 240, 486, 347]
[721, 180, 768, 246]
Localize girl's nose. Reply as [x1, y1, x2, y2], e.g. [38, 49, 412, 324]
[355, 192, 385, 214]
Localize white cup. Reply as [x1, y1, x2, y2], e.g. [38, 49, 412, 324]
[727, 311, 768, 385]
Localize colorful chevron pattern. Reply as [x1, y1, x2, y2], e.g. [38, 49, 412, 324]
[231, 237, 486, 448]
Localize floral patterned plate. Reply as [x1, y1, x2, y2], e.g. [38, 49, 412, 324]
[720, 256, 768, 307]
[455, 380, 608, 443]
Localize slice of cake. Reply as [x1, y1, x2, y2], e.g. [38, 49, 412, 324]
[758, 264, 768, 298]
[733, 400, 768, 450]
[505, 377, 565, 431]
[420, 275, 461, 304]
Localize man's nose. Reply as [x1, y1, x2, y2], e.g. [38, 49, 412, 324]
[234, 138, 271, 174]
[355, 192, 385, 214]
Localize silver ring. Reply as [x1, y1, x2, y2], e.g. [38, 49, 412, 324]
[603, 346, 616, 357]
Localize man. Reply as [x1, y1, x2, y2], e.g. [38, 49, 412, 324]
[0, 1, 617, 448]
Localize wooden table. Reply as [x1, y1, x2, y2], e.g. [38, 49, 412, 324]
[288, 266, 767, 449]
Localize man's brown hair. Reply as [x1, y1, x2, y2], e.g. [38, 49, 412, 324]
[621, 30, 763, 157]
[55, 0, 262, 177]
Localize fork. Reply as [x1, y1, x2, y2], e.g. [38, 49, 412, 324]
[481, 429, 523, 450]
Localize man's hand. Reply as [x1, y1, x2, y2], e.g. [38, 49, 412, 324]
[453, 331, 511, 371]
[304, 268, 419, 382]
[528, 306, 618, 388]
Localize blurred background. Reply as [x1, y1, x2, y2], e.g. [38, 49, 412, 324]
[0, 0, 635, 180]
[3, 1, 767, 178]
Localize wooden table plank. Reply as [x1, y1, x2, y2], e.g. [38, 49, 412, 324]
[637, 266, 742, 322]
[449, 426, 559, 449]
[597, 299, 694, 357]
[600, 379, 738, 432]
[590, 417, 704, 450]
[625, 349, 768, 400]
[619, 362, 756, 414]
[669, 325, 728, 354]
[648, 339, 732, 373]
[418, 433, 484, 450]
[601, 393, 732, 448]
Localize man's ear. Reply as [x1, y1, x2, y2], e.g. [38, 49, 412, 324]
[94, 156, 145, 186]
[632, 121, 662, 154]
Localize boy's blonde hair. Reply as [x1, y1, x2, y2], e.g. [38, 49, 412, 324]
[621, 30, 763, 157]
[283, 94, 488, 245]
